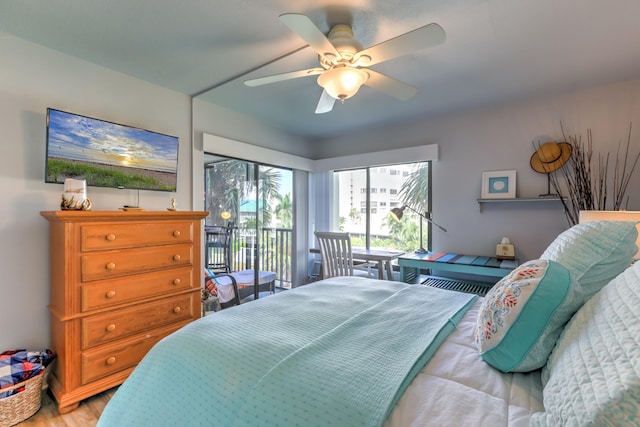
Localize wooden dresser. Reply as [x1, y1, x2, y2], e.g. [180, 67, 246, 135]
[40, 210, 208, 413]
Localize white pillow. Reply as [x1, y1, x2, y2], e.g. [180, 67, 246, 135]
[541, 220, 638, 300]
[531, 262, 640, 426]
[475, 259, 583, 372]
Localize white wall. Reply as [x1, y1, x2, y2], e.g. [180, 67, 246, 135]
[0, 34, 193, 350]
[316, 80, 640, 261]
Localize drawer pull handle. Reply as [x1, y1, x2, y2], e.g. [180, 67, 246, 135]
[105, 290, 116, 299]
[106, 357, 116, 366]
[105, 262, 116, 271]
[173, 306, 182, 314]
[173, 254, 181, 261]
[173, 230, 181, 237]
[172, 278, 181, 285]
[105, 234, 116, 241]
[106, 324, 116, 333]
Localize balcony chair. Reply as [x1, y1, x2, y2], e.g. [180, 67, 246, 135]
[202, 273, 241, 314]
[314, 231, 372, 279]
[203, 222, 279, 313]
[202, 269, 277, 314]
[205, 222, 233, 273]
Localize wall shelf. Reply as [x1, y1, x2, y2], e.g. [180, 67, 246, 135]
[477, 196, 564, 212]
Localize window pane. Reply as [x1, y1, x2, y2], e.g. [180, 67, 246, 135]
[335, 162, 430, 252]
[384, 162, 431, 252]
[371, 163, 426, 251]
[336, 169, 367, 247]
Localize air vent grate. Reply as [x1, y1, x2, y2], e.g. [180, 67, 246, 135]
[422, 276, 493, 297]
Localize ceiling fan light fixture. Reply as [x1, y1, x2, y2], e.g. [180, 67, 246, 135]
[317, 66, 368, 101]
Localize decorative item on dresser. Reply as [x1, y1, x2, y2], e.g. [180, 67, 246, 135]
[40, 210, 208, 414]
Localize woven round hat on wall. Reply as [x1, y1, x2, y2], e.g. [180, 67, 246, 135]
[530, 142, 572, 174]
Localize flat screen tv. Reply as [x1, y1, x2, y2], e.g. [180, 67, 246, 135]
[45, 108, 179, 192]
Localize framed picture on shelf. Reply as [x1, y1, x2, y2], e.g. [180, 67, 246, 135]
[481, 170, 516, 199]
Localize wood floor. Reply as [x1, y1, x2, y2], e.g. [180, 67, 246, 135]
[15, 387, 116, 427]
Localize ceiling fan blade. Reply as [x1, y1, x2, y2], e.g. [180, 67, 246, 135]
[244, 68, 324, 87]
[315, 89, 336, 114]
[364, 69, 417, 100]
[354, 23, 446, 67]
[279, 13, 341, 60]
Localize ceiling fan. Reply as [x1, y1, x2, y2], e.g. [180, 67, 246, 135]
[244, 13, 446, 114]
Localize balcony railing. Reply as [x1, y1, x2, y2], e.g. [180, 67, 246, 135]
[206, 226, 293, 289]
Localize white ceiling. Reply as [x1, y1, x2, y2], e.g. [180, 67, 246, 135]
[3, 0, 640, 140]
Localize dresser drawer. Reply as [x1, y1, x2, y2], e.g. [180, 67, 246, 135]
[81, 267, 193, 312]
[82, 294, 195, 349]
[81, 221, 193, 251]
[80, 321, 188, 385]
[81, 243, 193, 282]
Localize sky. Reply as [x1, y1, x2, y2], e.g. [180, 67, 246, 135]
[47, 108, 179, 172]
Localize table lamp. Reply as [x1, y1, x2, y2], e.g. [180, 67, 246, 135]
[390, 205, 447, 254]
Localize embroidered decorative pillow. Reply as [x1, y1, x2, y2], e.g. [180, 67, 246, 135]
[541, 220, 638, 301]
[475, 259, 583, 372]
[530, 262, 640, 426]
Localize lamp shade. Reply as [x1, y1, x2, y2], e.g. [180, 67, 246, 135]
[317, 66, 368, 101]
[579, 210, 640, 258]
[390, 206, 405, 221]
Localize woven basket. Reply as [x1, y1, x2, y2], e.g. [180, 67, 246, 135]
[0, 372, 44, 427]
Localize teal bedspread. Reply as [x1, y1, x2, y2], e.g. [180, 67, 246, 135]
[98, 277, 476, 427]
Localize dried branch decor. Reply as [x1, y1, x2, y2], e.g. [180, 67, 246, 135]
[546, 123, 640, 226]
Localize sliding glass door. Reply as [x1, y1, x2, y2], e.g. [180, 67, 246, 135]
[204, 154, 294, 294]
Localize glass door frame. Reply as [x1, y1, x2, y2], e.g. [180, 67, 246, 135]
[204, 154, 294, 298]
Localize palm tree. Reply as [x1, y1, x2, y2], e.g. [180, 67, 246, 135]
[339, 216, 346, 231]
[274, 192, 292, 228]
[204, 159, 245, 225]
[399, 163, 430, 212]
[385, 213, 422, 252]
[385, 163, 430, 251]
[205, 160, 281, 228]
[348, 208, 361, 224]
[258, 167, 280, 228]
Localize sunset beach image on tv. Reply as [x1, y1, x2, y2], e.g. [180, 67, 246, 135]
[45, 108, 179, 192]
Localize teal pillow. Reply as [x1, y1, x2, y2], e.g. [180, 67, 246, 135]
[475, 259, 583, 372]
[531, 262, 640, 426]
[541, 220, 638, 300]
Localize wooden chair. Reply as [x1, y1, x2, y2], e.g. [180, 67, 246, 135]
[314, 231, 371, 279]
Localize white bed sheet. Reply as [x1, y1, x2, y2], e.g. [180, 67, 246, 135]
[385, 298, 544, 427]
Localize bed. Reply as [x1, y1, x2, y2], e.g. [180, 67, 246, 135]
[98, 221, 640, 427]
